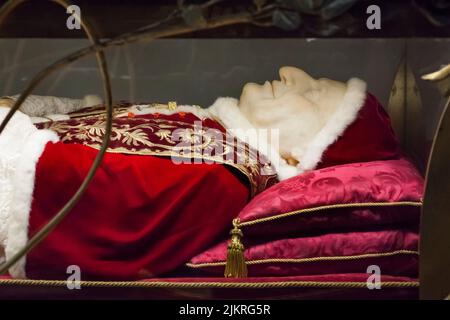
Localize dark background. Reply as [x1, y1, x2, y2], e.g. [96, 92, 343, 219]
[0, 0, 448, 38]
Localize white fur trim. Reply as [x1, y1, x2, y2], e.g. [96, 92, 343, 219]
[5, 129, 58, 278]
[276, 164, 299, 181]
[298, 78, 367, 172]
[208, 97, 293, 180]
[208, 97, 255, 133]
[0, 107, 59, 278]
[0, 108, 35, 253]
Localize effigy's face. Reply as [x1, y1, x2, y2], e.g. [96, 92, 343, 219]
[238, 66, 347, 116]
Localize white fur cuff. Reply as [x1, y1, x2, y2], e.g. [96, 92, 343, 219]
[4, 129, 59, 278]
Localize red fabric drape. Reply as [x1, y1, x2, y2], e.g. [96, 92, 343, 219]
[27, 142, 249, 280]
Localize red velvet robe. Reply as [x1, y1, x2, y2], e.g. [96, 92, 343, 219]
[24, 110, 276, 280]
[27, 142, 250, 280]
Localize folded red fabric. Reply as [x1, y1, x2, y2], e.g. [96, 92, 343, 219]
[237, 158, 423, 237]
[188, 229, 419, 277]
[26, 142, 249, 280]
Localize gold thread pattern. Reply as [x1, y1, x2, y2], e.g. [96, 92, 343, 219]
[37, 108, 278, 196]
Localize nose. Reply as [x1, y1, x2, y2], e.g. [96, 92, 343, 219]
[279, 66, 314, 87]
[279, 67, 294, 85]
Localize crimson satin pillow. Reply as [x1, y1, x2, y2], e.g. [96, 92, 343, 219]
[188, 229, 419, 277]
[236, 158, 423, 237]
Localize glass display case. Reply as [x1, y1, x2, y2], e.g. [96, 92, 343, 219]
[0, 0, 448, 300]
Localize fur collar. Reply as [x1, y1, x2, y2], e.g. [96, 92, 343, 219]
[208, 97, 298, 180]
[207, 78, 367, 180]
[298, 78, 367, 171]
[0, 108, 58, 278]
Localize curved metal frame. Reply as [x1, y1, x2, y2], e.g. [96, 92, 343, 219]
[0, 1, 448, 300]
[0, 0, 255, 277]
[420, 95, 450, 299]
[0, 0, 113, 276]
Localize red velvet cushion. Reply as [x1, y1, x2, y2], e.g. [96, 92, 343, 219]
[318, 93, 400, 169]
[237, 158, 423, 237]
[27, 142, 249, 280]
[188, 229, 419, 277]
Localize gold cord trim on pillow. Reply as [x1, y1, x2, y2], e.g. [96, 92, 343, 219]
[221, 202, 421, 278]
[187, 249, 419, 269]
[0, 278, 419, 289]
[238, 201, 423, 228]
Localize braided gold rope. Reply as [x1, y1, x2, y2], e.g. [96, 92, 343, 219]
[239, 201, 423, 228]
[0, 279, 419, 289]
[186, 250, 419, 268]
[0, 2, 425, 292]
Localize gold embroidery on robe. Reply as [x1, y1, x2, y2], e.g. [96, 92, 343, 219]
[37, 105, 277, 196]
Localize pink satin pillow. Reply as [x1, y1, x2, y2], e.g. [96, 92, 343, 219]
[237, 158, 424, 237]
[187, 229, 419, 277]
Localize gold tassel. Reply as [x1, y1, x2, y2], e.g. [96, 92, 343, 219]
[224, 218, 248, 278]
